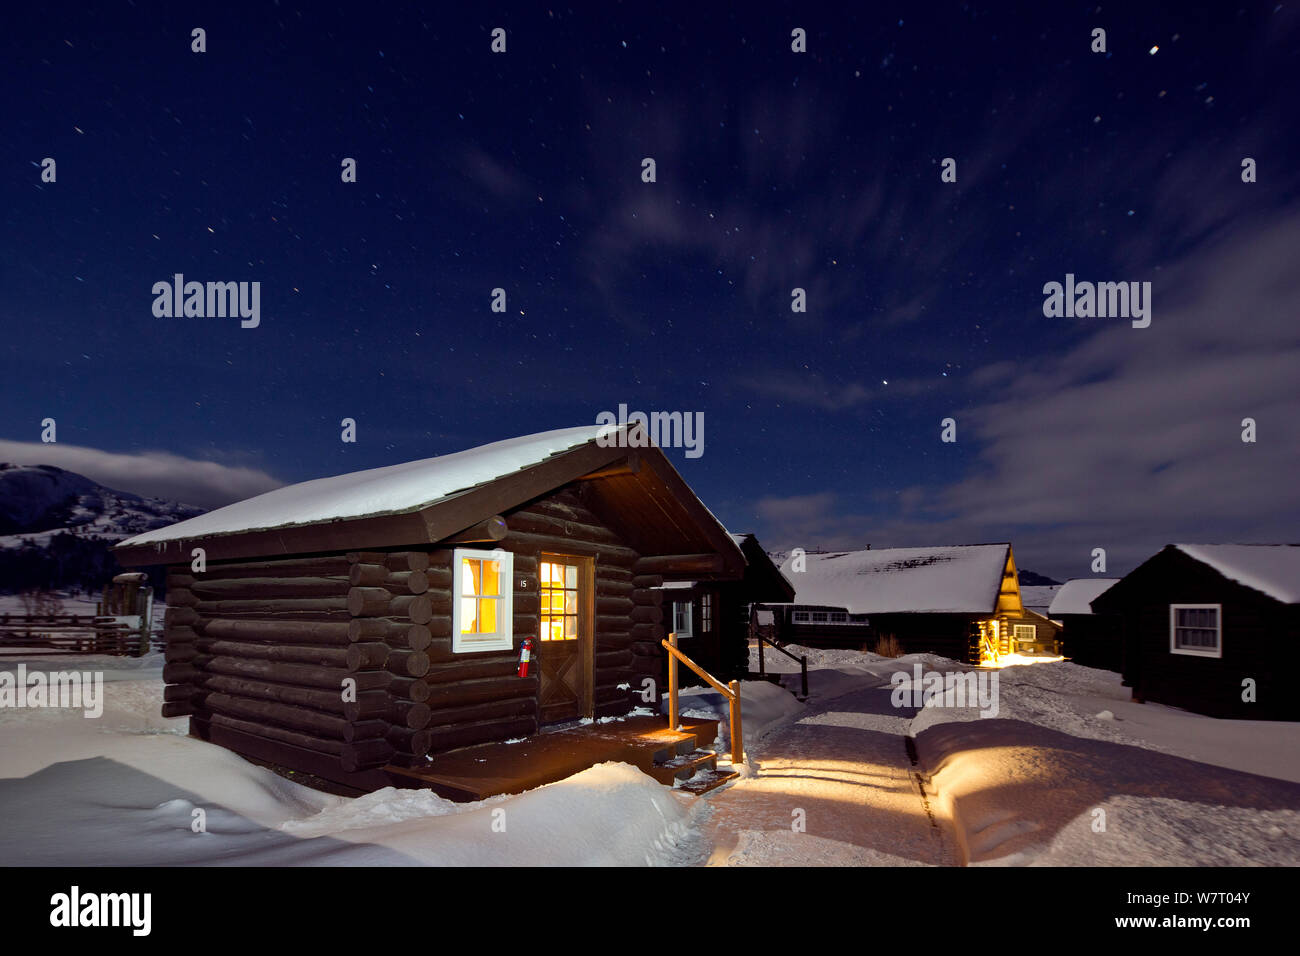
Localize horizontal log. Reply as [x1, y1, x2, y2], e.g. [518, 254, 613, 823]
[498, 531, 637, 565]
[197, 674, 347, 714]
[164, 643, 200, 664]
[391, 551, 431, 573]
[630, 606, 663, 625]
[199, 691, 350, 739]
[160, 701, 193, 718]
[425, 697, 537, 728]
[595, 580, 635, 599]
[189, 577, 349, 600]
[347, 618, 432, 648]
[348, 587, 392, 617]
[346, 551, 389, 565]
[392, 699, 432, 730]
[629, 642, 664, 657]
[388, 677, 432, 703]
[194, 597, 350, 617]
[386, 650, 430, 678]
[166, 573, 196, 589]
[595, 649, 634, 671]
[209, 556, 353, 577]
[505, 511, 622, 546]
[631, 574, 664, 590]
[167, 588, 200, 607]
[425, 675, 538, 709]
[341, 690, 397, 721]
[343, 719, 389, 743]
[634, 554, 726, 576]
[164, 625, 200, 644]
[442, 515, 508, 544]
[426, 717, 537, 755]
[595, 632, 633, 651]
[630, 587, 664, 607]
[341, 739, 395, 773]
[386, 727, 433, 756]
[207, 713, 344, 756]
[629, 623, 665, 643]
[205, 656, 387, 691]
[165, 607, 200, 627]
[423, 655, 518, 682]
[162, 663, 202, 684]
[346, 642, 390, 671]
[197, 618, 353, 646]
[196, 638, 348, 667]
[348, 565, 429, 594]
[163, 684, 196, 702]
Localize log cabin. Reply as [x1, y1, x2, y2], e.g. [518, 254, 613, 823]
[1090, 545, 1299, 720]
[113, 424, 748, 790]
[775, 544, 1058, 663]
[1049, 578, 1121, 671]
[654, 532, 794, 686]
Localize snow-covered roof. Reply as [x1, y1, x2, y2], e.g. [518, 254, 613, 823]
[1019, 584, 1061, 613]
[1174, 545, 1300, 605]
[117, 425, 617, 548]
[1048, 578, 1120, 616]
[779, 545, 1010, 615]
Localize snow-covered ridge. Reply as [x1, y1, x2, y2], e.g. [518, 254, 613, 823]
[1047, 578, 1120, 616]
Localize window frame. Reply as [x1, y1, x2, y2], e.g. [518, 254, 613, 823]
[1169, 603, 1222, 658]
[451, 548, 514, 654]
[672, 600, 694, 638]
[1013, 624, 1036, 643]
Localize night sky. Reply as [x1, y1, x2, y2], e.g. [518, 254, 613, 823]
[3, 2, 1298, 580]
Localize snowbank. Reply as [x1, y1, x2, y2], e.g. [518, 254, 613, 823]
[667, 680, 804, 751]
[0, 662, 703, 866]
[911, 659, 1300, 866]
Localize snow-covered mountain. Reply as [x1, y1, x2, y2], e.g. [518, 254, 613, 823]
[0, 464, 205, 594]
[0, 463, 203, 547]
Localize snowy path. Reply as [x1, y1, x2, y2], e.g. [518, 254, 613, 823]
[701, 683, 957, 866]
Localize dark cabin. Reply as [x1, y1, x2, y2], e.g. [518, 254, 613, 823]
[1048, 578, 1121, 671]
[654, 532, 794, 686]
[1091, 545, 1300, 720]
[775, 544, 1057, 664]
[113, 424, 747, 790]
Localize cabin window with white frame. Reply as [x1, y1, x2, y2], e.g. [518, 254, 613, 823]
[811, 611, 828, 623]
[1013, 624, 1036, 643]
[673, 600, 693, 638]
[792, 611, 811, 623]
[829, 611, 848, 624]
[452, 549, 513, 653]
[1170, 604, 1221, 658]
[701, 592, 714, 633]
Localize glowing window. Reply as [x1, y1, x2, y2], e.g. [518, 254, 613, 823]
[540, 560, 580, 642]
[452, 549, 513, 653]
[1013, 624, 1036, 642]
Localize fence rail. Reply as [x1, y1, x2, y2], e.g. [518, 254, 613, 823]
[0, 615, 161, 657]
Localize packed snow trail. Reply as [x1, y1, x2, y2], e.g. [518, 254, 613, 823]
[701, 682, 957, 866]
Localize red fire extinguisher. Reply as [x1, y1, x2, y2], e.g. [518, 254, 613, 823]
[517, 637, 534, 678]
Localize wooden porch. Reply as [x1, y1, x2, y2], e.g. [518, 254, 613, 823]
[384, 713, 736, 801]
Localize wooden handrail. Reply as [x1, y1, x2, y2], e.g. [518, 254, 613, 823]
[754, 632, 808, 700]
[662, 632, 743, 766]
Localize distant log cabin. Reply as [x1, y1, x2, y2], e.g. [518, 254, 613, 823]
[774, 544, 1058, 664]
[113, 425, 747, 789]
[1091, 545, 1299, 720]
[1049, 578, 1121, 671]
[654, 532, 794, 686]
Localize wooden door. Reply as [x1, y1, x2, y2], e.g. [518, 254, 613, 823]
[538, 554, 594, 724]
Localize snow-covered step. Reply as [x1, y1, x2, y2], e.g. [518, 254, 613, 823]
[647, 747, 718, 785]
[676, 767, 740, 796]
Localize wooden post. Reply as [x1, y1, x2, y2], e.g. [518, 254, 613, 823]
[667, 631, 679, 731]
[728, 679, 743, 765]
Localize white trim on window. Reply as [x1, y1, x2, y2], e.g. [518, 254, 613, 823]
[1169, 603, 1221, 658]
[673, 600, 693, 638]
[452, 548, 514, 653]
[1013, 624, 1036, 643]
